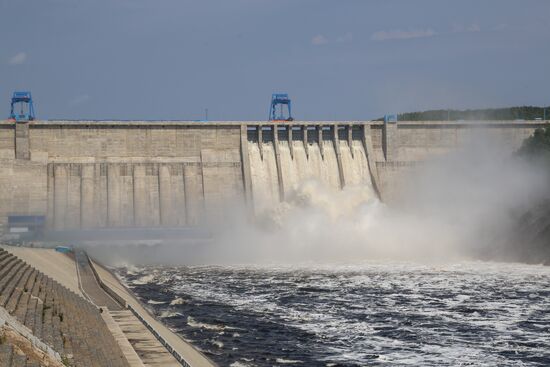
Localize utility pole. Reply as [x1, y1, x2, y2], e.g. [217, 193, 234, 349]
[205, 108, 208, 121]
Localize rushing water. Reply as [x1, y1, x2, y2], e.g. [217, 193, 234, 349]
[248, 137, 373, 213]
[115, 261, 550, 366]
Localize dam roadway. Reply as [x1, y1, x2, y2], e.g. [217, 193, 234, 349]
[0, 119, 547, 231]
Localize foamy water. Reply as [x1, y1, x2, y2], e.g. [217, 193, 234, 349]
[248, 136, 373, 213]
[116, 261, 550, 366]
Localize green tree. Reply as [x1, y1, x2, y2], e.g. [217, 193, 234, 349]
[381, 106, 550, 121]
[516, 127, 550, 161]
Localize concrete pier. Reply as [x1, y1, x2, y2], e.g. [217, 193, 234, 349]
[183, 164, 204, 225]
[158, 165, 173, 226]
[53, 165, 67, 230]
[362, 125, 381, 198]
[107, 165, 121, 227]
[302, 126, 309, 158]
[333, 125, 346, 189]
[240, 125, 253, 209]
[317, 126, 325, 159]
[273, 125, 285, 201]
[81, 165, 95, 228]
[133, 165, 146, 227]
[14, 122, 29, 160]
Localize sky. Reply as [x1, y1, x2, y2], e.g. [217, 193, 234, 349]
[1, 0, 549, 120]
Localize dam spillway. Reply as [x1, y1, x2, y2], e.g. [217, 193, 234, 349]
[248, 125, 376, 212]
[0, 119, 546, 231]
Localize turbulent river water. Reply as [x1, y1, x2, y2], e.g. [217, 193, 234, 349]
[115, 261, 550, 367]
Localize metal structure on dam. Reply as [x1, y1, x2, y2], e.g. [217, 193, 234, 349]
[0, 119, 547, 231]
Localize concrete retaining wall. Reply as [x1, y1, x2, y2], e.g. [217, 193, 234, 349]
[0, 303, 62, 362]
[0, 119, 547, 229]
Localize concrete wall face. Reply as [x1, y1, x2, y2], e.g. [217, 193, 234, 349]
[0, 126, 15, 159]
[0, 122, 245, 230]
[0, 120, 547, 230]
[47, 162, 218, 229]
[0, 159, 47, 228]
[29, 125, 240, 158]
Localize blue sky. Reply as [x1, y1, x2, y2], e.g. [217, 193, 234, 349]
[1, 0, 549, 120]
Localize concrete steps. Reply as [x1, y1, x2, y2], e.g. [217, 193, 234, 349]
[110, 310, 181, 367]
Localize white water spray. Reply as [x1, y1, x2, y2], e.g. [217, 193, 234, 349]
[85, 135, 549, 266]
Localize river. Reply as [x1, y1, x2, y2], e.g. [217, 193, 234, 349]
[115, 261, 550, 366]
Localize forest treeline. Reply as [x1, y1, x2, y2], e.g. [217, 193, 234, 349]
[506, 127, 550, 265]
[379, 106, 550, 121]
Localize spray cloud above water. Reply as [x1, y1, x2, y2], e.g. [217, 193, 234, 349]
[200, 135, 549, 265]
[87, 135, 549, 266]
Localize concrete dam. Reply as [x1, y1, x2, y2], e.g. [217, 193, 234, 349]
[0, 119, 546, 231]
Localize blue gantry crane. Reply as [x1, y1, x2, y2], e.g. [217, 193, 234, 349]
[269, 93, 293, 121]
[9, 91, 35, 122]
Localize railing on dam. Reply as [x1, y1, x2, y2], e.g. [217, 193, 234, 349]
[86, 256, 198, 367]
[126, 304, 192, 367]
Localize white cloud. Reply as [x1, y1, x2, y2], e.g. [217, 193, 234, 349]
[468, 24, 481, 32]
[69, 94, 91, 106]
[311, 34, 329, 46]
[336, 32, 353, 43]
[452, 24, 481, 33]
[371, 28, 436, 42]
[9, 52, 27, 65]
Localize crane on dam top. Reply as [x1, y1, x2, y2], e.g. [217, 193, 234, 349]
[9, 91, 35, 122]
[269, 93, 293, 121]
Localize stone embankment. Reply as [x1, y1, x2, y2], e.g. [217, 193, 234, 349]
[0, 247, 129, 366]
[0, 245, 215, 367]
